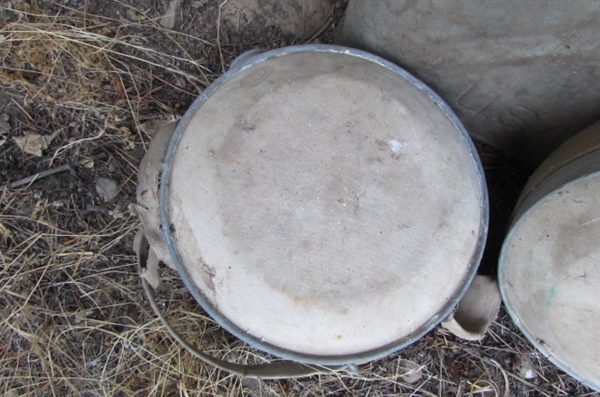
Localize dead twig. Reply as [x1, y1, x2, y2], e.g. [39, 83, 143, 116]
[11, 97, 33, 121]
[217, 0, 230, 73]
[0, 164, 72, 192]
[0, 151, 109, 192]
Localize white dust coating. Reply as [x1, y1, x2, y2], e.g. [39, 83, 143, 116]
[388, 139, 403, 153]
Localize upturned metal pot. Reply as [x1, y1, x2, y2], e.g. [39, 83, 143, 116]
[135, 45, 496, 377]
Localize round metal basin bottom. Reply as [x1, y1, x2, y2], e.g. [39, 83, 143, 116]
[154, 45, 488, 365]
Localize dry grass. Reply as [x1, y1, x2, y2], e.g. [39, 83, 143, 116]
[0, 7, 212, 148]
[0, 2, 598, 397]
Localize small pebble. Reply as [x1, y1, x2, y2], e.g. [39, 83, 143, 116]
[191, 0, 206, 9]
[95, 177, 118, 202]
[518, 356, 537, 380]
[126, 9, 137, 22]
[160, 0, 182, 30]
[399, 359, 423, 384]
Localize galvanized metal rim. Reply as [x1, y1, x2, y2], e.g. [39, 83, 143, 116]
[158, 44, 489, 365]
[512, 148, 600, 223]
[499, 170, 600, 391]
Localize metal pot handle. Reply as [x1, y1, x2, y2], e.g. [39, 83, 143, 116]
[441, 275, 501, 341]
[134, 229, 342, 379]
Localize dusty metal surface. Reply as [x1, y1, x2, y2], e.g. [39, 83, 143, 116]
[151, 45, 488, 365]
[335, 0, 600, 163]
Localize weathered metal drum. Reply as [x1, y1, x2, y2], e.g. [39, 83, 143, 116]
[137, 45, 488, 365]
[335, 0, 600, 163]
[499, 122, 600, 390]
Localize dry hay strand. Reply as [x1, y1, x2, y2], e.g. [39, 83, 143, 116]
[0, 190, 140, 396]
[1, 4, 599, 397]
[0, 9, 212, 103]
[0, 186, 248, 396]
[0, 7, 214, 172]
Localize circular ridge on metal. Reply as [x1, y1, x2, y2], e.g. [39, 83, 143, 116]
[158, 44, 489, 365]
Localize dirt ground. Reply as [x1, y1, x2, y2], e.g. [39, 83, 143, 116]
[0, 1, 598, 396]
